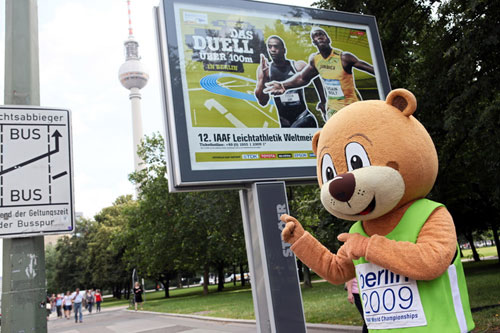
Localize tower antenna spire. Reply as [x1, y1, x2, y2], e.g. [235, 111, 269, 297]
[127, 0, 134, 37]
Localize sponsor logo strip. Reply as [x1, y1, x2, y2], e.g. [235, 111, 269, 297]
[196, 151, 314, 162]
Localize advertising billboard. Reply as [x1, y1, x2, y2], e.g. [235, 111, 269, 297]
[156, 0, 391, 190]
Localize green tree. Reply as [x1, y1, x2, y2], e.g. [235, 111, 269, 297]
[129, 133, 248, 296]
[52, 218, 93, 292]
[89, 195, 137, 299]
[312, 0, 500, 262]
[45, 243, 59, 294]
[410, 0, 500, 261]
[128, 133, 187, 298]
[313, 0, 438, 89]
[47, 199, 138, 297]
[192, 190, 245, 292]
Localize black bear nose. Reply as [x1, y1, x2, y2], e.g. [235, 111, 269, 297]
[328, 172, 355, 202]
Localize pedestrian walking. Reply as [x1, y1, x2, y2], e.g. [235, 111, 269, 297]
[95, 289, 103, 312]
[56, 293, 63, 318]
[50, 293, 57, 315]
[86, 289, 95, 314]
[72, 288, 84, 323]
[133, 281, 144, 311]
[346, 278, 367, 333]
[63, 291, 73, 319]
[46, 295, 52, 320]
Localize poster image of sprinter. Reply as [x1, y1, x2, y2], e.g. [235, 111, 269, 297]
[177, 7, 378, 131]
[254, 35, 326, 128]
[263, 26, 375, 120]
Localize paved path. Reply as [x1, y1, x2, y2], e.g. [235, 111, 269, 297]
[47, 306, 361, 333]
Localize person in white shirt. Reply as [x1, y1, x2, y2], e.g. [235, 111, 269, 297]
[63, 291, 73, 319]
[72, 288, 84, 323]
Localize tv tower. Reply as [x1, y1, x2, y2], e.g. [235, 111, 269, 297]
[118, 0, 149, 172]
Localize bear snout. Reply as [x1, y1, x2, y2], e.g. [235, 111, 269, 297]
[329, 173, 355, 202]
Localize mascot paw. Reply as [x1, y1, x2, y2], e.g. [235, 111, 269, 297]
[280, 214, 305, 245]
[338, 233, 369, 260]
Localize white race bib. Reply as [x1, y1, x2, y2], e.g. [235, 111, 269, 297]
[279, 91, 300, 103]
[356, 263, 427, 330]
[324, 79, 345, 99]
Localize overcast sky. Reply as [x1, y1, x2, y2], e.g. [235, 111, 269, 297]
[0, 0, 315, 220]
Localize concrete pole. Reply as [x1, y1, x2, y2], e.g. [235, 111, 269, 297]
[2, 0, 47, 331]
[129, 87, 145, 172]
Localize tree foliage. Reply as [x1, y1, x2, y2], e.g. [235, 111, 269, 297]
[46, 1, 500, 293]
[48, 199, 137, 297]
[127, 133, 246, 296]
[311, 0, 500, 261]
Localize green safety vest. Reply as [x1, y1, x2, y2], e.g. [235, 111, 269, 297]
[350, 199, 475, 332]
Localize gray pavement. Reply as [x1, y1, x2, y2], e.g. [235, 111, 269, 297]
[47, 306, 362, 332]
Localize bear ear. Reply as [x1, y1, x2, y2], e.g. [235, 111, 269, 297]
[385, 89, 417, 117]
[312, 130, 321, 155]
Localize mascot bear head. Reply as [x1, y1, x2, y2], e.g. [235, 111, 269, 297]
[312, 88, 438, 221]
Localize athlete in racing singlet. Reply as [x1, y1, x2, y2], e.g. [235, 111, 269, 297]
[255, 36, 325, 127]
[313, 49, 359, 117]
[269, 60, 318, 128]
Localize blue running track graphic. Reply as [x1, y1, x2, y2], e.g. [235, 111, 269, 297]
[199, 73, 275, 105]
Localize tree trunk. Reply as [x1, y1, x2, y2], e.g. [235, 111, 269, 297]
[233, 265, 237, 286]
[492, 224, 500, 265]
[297, 260, 304, 282]
[303, 265, 312, 288]
[464, 231, 481, 262]
[114, 285, 122, 299]
[177, 271, 182, 289]
[217, 262, 225, 292]
[163, 279, 170, 298]
[125, 280, 131, 299]
[240, 263, 246, 287]
[203, 264, 209, 295]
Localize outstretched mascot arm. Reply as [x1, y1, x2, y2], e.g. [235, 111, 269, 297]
[292, 232, 356, 284]
[363, 207, 457, 281]
[281, 214, 356, 284]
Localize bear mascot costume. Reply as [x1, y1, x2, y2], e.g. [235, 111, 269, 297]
[280, 89, 474, 332]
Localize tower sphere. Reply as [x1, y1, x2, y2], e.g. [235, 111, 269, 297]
[118, 60, 149, 90]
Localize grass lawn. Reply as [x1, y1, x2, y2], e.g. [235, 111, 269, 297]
[107, 260, 499, 331]
[462, 246, 498, 260]
[100, 296, 130, 308]
[463, 260, 500, 332]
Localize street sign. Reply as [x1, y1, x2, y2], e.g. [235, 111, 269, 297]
[0, 106, 74, 238]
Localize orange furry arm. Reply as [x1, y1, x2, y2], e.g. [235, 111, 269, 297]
[364, 206, 457, 280]
[291, 232, 356, 284]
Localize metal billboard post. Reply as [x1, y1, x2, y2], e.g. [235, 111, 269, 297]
[240, 181, 306, 333]
[154, 1, 392, 331]
[1, 1, 65, 332]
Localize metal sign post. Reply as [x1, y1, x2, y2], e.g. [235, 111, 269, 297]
[240, 181, 306, 333]
[1, 1, 73, 331]
[2, 0, 47, 331]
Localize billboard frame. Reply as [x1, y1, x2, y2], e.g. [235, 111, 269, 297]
[155, 0, 391, 191]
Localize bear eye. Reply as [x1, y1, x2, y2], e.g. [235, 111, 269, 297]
[345, 142, 370, 171]
[321, 153, 337, 184]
